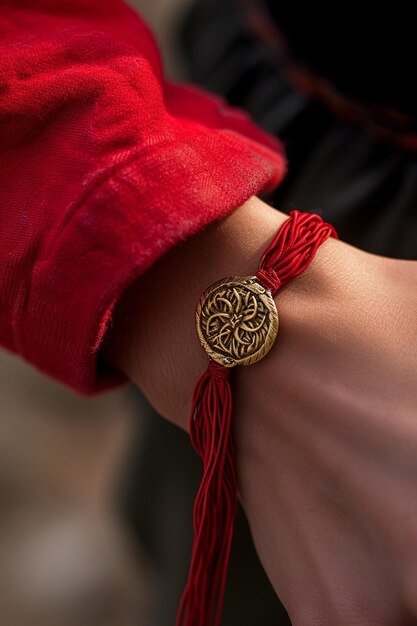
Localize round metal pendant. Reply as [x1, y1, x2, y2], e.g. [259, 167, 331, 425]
[195, 275, 279, 367]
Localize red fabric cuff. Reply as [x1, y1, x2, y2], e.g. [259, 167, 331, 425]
[20, 123, 286, 394]
[0, 0, 287, 394]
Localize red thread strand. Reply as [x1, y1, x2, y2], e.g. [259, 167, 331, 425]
[176, 359, 236, 626]
[176, 210, 338, 626]
[256, 209, 339, 293]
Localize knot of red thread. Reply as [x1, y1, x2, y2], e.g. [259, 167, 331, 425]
[207, 359, 231, 381]
[255, 268, 281, 293]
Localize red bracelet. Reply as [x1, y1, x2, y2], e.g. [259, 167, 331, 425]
[175, 209, 339, 626]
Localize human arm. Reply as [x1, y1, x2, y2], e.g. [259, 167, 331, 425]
[104, 194, 417, 625]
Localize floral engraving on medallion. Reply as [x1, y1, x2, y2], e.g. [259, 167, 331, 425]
[195, 276, 279, 367]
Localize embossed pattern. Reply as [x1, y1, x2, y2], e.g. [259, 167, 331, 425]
[195, 276, 279, 366]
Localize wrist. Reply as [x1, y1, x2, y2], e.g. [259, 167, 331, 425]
[102, 197, 344, 430]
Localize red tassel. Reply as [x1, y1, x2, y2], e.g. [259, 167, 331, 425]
[175, 210, 339, 626]
[175, 359, 237, 626]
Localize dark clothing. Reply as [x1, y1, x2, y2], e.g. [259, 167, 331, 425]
[179, 0, 417, 259]
[262, 1, 416, 122]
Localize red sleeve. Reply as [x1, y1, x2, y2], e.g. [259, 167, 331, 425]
[0, 0, 287, 394]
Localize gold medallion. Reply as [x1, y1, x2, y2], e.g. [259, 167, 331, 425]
[195, 275, 279, 367]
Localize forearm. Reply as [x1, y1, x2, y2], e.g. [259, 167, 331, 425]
[102, 195, 345, 430]
[104, 195, 417, 625]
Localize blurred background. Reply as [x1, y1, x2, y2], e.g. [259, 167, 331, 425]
[0, 1, 193, 625]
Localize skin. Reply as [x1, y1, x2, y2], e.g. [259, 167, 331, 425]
[103, 196, 417, 625]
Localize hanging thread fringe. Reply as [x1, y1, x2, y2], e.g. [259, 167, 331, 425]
[175, 359, 237, 626]
[175, 210, 339, 626]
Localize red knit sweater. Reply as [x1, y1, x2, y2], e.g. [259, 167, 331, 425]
[0, 0, 287, 394]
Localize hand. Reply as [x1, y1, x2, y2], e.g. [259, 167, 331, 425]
[233, 226, 417, 625]
[104, 196, 417, 625]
